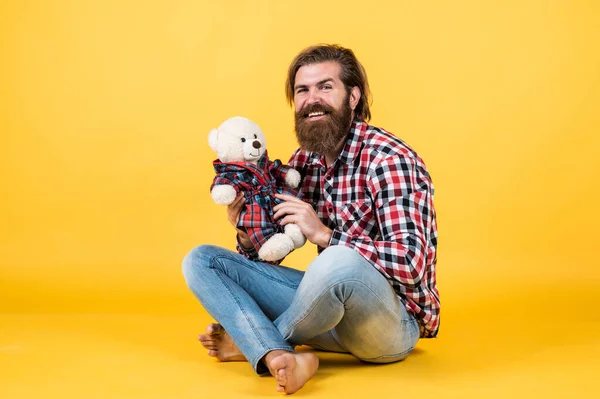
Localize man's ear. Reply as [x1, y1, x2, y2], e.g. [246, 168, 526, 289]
[208, 128, 219, 151]
[349, 86, 361, 111]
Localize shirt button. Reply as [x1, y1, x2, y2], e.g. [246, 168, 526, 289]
[326, 175, 332, 181]
[328, 207, 333, 213]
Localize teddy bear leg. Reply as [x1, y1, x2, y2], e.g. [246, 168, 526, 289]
[284, 223, 307, 249]
[258, 234, 295, 262]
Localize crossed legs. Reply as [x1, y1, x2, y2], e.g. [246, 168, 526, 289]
[182, 244, 419, 393]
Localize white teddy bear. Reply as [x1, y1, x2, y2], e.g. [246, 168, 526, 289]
[209, 116, 306, 262]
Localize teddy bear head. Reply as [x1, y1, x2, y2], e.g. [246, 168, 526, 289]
[208, 116, 267, 164]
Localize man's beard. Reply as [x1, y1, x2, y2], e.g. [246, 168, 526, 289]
[294, 97, 353, 155]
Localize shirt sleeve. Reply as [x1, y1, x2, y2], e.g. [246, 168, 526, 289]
[287, 149, 309, 174]
[269, 159, 285, 178]
[210, 173, 239, 195]
[328, 155, 435, 289]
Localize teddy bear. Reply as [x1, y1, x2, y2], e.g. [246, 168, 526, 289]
[208, 116, 306, 262]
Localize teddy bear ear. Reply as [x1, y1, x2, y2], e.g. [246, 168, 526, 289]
[208, 128, 219, 152]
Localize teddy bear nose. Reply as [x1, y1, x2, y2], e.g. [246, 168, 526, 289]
[253, 141, 261, 149]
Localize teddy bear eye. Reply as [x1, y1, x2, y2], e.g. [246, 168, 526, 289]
[240, 138, 246, 143]
[254, 134, 257, 139]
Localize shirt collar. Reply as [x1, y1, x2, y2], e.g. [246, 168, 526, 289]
[213, 150, 269, 173]
[338, 120, 366, 164]
[256, 150, 269, 170]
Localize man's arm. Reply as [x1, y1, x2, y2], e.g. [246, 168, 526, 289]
[225, 194, 259, 257]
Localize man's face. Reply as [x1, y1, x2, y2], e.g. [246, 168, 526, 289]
[293, 62, 355, 155]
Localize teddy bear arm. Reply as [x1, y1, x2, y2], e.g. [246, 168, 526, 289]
[211, 183, 238, 205]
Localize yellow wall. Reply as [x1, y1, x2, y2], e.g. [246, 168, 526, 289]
[1, 0, 599, 314]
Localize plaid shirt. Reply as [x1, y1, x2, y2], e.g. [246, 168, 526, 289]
[212, 151, 300, 256]
[288, 121, 440, 338]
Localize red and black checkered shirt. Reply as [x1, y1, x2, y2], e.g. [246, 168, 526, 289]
[288, 120, 440, 338]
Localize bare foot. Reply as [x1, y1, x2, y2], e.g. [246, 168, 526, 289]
[198, 323, 246, 362]
[268, 352, 319, 394]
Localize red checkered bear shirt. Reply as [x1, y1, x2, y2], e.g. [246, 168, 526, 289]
[212, 151, 300, 256]
[288, 120, 440, 338]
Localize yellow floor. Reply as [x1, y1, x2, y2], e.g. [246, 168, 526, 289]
[2, 283, 599, 399]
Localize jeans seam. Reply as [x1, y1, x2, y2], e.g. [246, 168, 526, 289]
[360, 345, 415, 362]
[210, 255, 272, 352]
[213, 254, 300, 289]
[328, 329, 346, 351]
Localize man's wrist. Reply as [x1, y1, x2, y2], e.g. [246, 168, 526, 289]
[316, 227, 333, 248]
[236, 230, 253, 250]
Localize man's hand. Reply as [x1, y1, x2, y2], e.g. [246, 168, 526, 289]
[228, 194, 252, 249]
[273, 194, 332, 248]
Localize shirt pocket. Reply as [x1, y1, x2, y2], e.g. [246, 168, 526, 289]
[340, 201, 375, 235]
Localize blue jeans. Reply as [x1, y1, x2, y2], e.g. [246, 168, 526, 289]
[182, 244, 420, 374]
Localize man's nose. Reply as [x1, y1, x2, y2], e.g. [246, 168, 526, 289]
[253, 140, 261, 149]
[306, 88, 320, 104]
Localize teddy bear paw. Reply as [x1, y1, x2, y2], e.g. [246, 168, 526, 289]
[284, 169, 301, 189]
[258, 234, 295, 262]
[211, 185, 237, 205]
[284, 223, 306, 249]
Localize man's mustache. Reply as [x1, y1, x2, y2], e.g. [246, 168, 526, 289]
[297, 103, 335, 117]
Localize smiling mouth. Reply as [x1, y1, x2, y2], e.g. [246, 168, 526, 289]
[250, 150, 261, 157]
[305, 111, 328, 119]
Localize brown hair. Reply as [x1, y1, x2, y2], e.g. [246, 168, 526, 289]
[285, 44, 372, 122]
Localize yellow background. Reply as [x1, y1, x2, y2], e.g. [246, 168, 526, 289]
[1, 0, 599, 398]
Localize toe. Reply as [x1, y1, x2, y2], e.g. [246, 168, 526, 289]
[198, 335, 216, 348]
[276, 368, 287, 385]
[207, 323, 223, 335]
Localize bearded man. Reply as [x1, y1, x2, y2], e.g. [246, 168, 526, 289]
[182, 44, 440, 394]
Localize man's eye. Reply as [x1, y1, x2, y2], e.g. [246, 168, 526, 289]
[296, 88, 306, 94]
[322, 85, 332, 90]
[240, 138, 246, 143]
